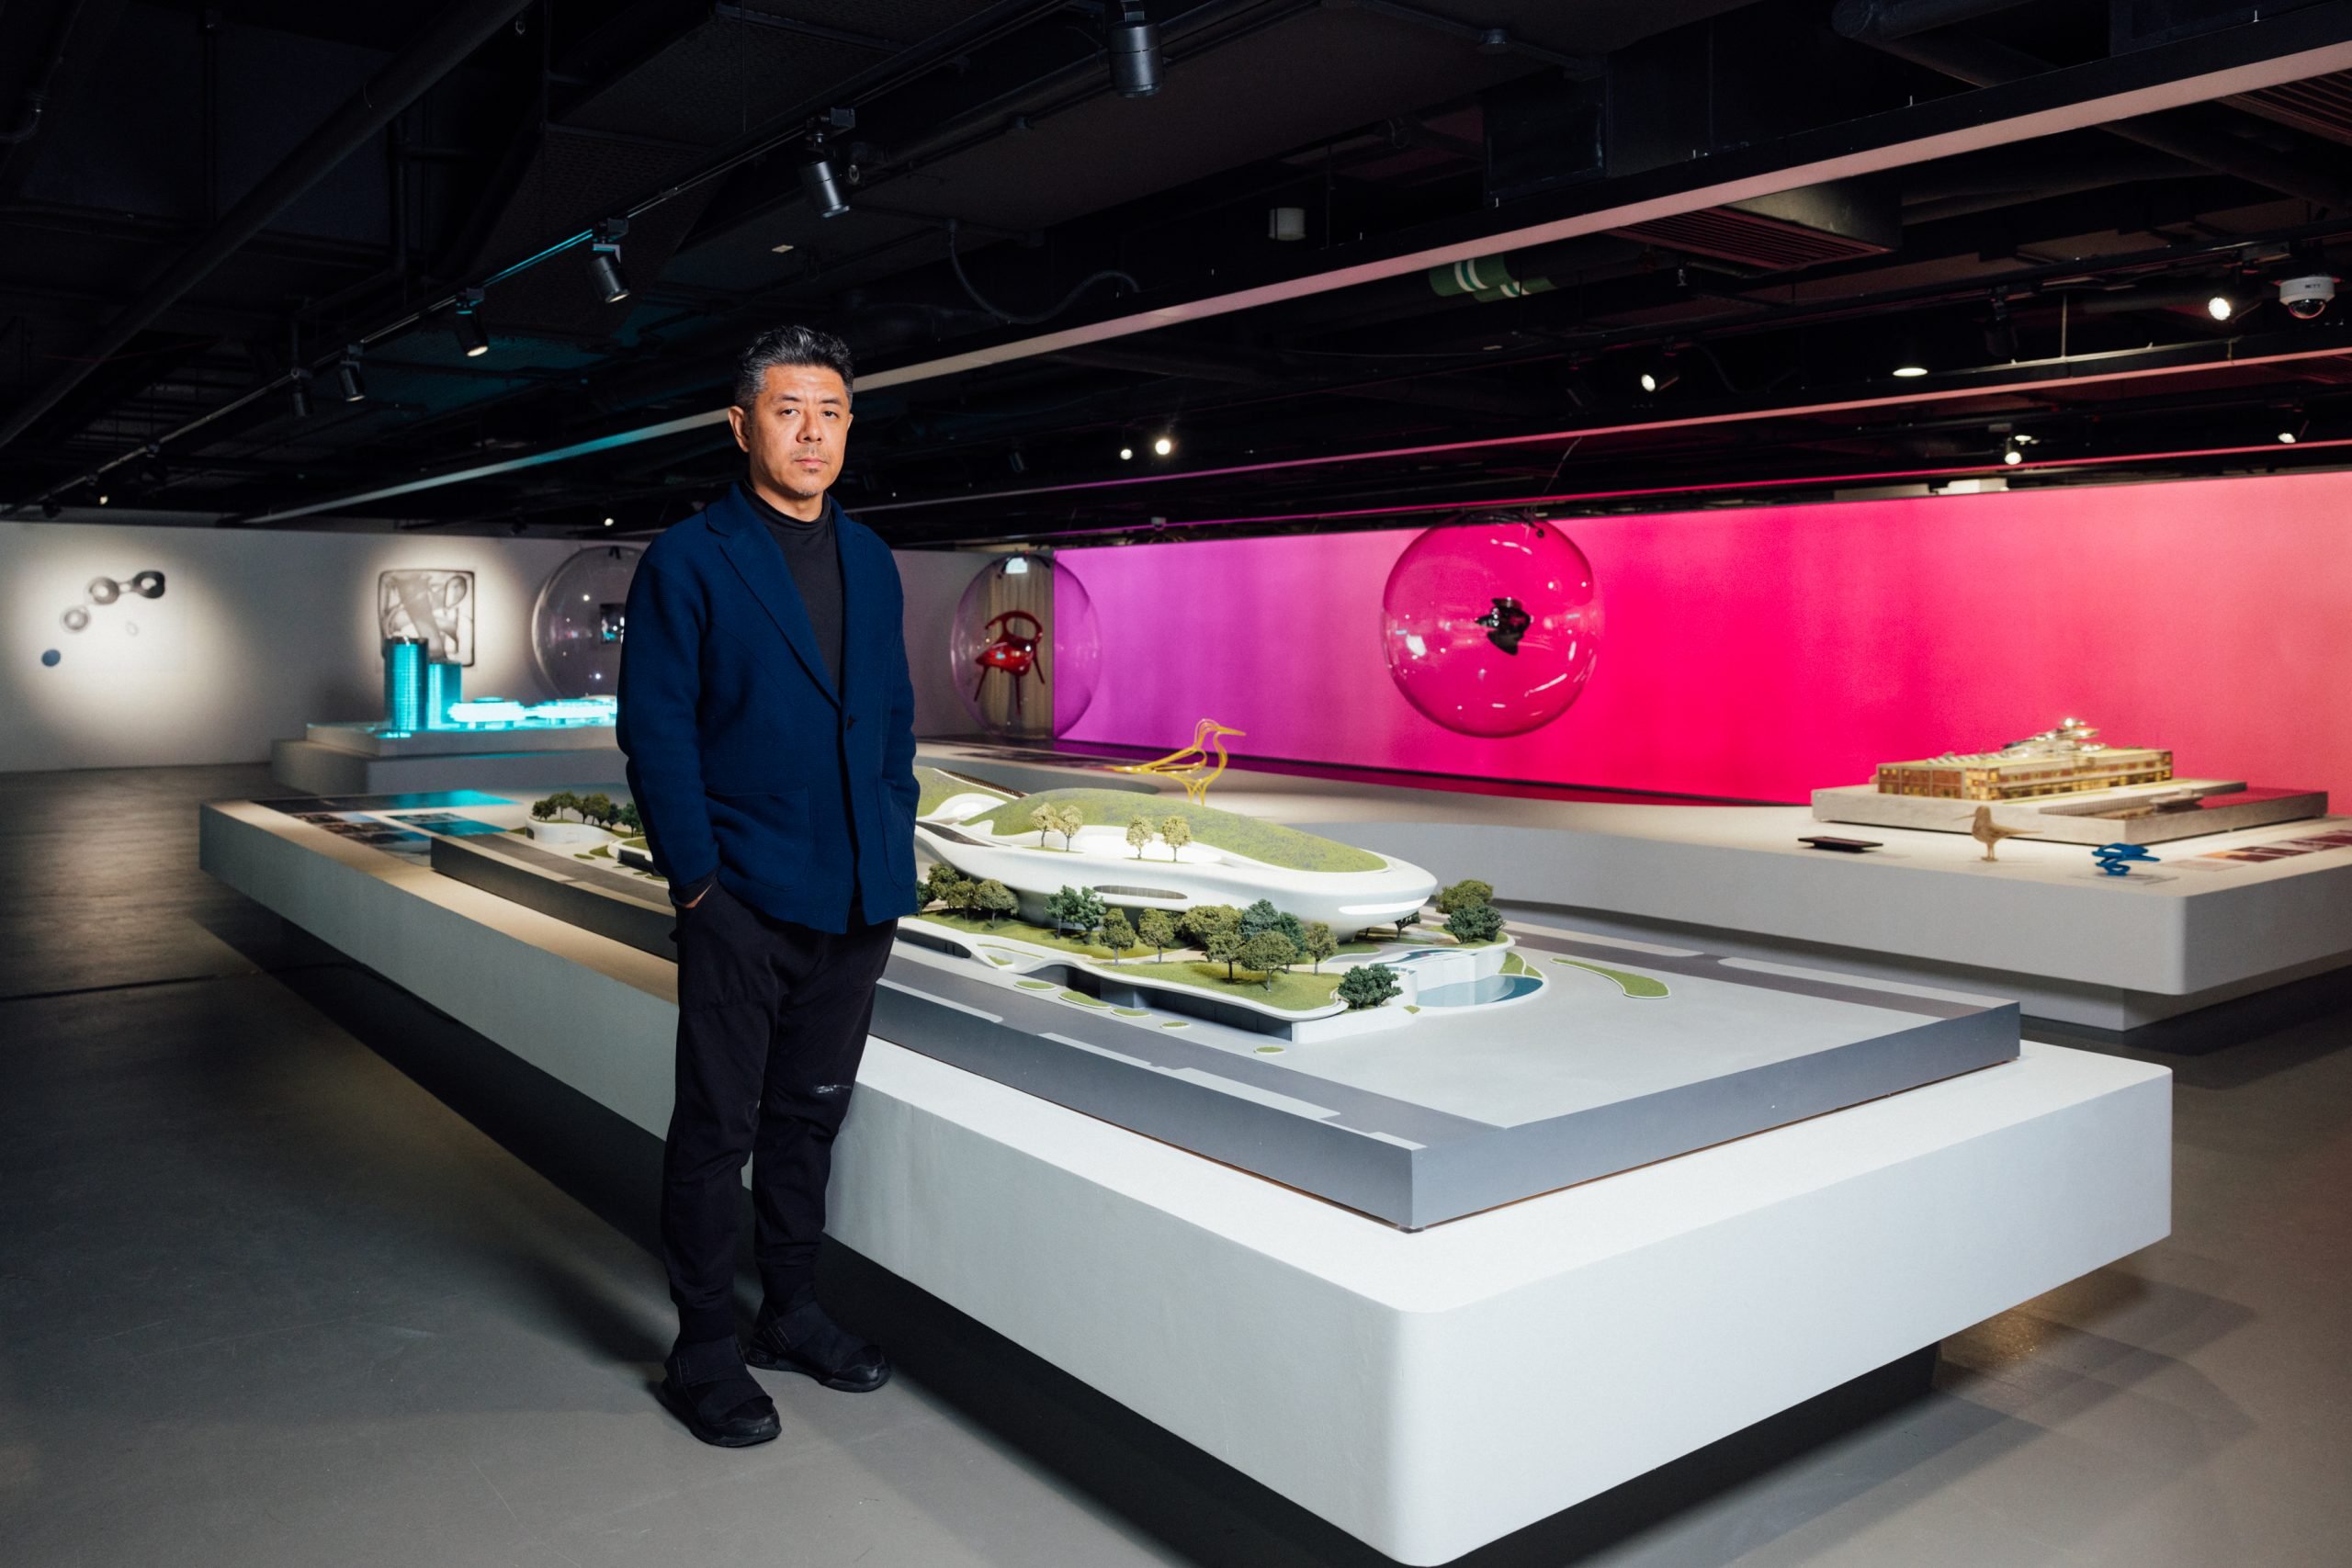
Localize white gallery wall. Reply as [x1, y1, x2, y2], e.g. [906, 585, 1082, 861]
[1, 522, 584, 773]
[896, 547, 993, 740]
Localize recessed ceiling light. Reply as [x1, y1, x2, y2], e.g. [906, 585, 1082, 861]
[1152, 434, 1175, 457]
[2207, 293, 2234, 321]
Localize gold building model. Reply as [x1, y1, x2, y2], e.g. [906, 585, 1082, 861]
[1874, 718, 2173, 802]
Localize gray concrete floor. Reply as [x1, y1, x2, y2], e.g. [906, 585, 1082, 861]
[2, 764, 2347, 1567]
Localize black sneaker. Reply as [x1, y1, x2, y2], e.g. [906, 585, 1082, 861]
[658, 1336, 782, 1447]
[745, 1297, 891, 1393]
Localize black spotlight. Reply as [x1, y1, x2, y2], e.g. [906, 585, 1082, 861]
[334, 349, 367, 404]
[590, 246, 629, 304]
[797, 133, 851, 219]
[288, 370, 312, 420]
[1106, 2, 1162, 97]
[452, 289, 490, 357]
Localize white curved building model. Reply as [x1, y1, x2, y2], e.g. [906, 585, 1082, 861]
[917, 787, 1437, 933]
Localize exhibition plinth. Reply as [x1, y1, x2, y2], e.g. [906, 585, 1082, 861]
[199, 794, 2169, 1563]
[1812, 778, 2329, 844]
[918, 744, 2352, 1037]
[270, 725, 628, 795]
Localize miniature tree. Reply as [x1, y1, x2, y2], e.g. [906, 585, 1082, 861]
[1029, 804, 1059, 846]
[1053, 802, 1086, 850]
[542, 789, 580, 822]
[1437, 878, 1495, 915]
[1302, 921, 1337, 974]
[1101, 909, 1136, 962]
[1159, 814, 1193, 862]
[530, 797, 557, 821]
[1125, 815, 1154, 859]
[616, 802, 642, 834]
[1180, 904, 1240, 950]
[1336, 963, 1401, 1010]
[973, 879, 1017, 928]
[1395, 908, 1421, 939]
[922, 862, 968, 910]
[1204, 927, 1245, 980]
[579, 793, 616, 829]
[1046, 885, 1106, 938]
[1137, 908, 1176, 962]
[1444, 901, 1504, 944]
[1238, 931, 1298, 990]
[1241, 898, 1306, 950]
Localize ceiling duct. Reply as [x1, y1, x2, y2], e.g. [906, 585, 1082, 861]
[2232, 70, 2352, 144]
[1612, 181, 1899, 272]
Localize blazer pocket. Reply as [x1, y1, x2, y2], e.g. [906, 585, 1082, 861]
[706, 784, 811, 852]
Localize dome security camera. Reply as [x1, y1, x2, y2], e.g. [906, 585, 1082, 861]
[2278, 273, 2336, 319]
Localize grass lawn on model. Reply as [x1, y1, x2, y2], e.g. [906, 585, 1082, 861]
[961, 788, 1386, 873]
[912, 908, 1353, 1011]
[915, 908, 1150, 964]
[914, 765, 1015, 818]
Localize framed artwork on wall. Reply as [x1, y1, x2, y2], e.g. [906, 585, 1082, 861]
[379, 570, 475, 666]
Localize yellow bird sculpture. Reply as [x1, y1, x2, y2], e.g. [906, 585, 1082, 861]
[1110, 718, 1246, 804]
[1966, 806, 2041, 863]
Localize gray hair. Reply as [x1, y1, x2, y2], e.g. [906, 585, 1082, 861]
[733, 324, 854, 407]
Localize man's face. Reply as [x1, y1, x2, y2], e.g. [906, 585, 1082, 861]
[729, 363, 852, 512]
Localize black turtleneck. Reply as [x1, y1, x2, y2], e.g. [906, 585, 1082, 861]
[740, 483, 843, 691]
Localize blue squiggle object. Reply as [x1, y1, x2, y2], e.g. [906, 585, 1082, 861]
[2092, 843, 2159, 876]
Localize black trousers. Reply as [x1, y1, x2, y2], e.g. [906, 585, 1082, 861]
[662, 883, 898, 1345]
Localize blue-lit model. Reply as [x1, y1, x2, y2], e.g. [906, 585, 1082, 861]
[2091, 842, 2160, 876]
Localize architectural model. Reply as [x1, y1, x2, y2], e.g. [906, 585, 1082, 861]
[377, 762, 2021, 1229]
[906, 767, 1521, 1039]
[1876, 717, 2172, 801]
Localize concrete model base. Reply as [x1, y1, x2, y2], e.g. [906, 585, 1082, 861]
[1812, 779, 2328, 844]
[270, 737, 628, 795]
[199, 796, 2169, 1563]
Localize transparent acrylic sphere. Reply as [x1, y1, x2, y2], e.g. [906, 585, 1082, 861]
[950, 555, 1101, 740]
[531, 545, 643, 698]
[1380, 516, 1602, 738]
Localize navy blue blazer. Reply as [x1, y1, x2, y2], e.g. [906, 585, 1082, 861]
[616, 488, 921, 932]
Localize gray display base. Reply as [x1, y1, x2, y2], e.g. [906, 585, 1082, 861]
[305, 720, 620, 758]
[426, 829, 2019, 1230]
[1812, 780, 2328, 844]
[271, 737, 628, 795]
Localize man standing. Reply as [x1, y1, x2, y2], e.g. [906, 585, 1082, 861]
[618, 325, 922, 1447]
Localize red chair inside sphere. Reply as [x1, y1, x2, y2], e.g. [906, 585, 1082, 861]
[973, 610, 1049, 717]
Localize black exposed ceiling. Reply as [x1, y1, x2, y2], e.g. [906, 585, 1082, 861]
[8, 0, 2352, 543]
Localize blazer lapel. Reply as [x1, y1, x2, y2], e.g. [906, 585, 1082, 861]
[712, 491, 841, 706]
[832, 502, 858, 712]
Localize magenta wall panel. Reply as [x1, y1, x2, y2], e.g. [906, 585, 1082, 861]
[1057, 471, 2352, 806]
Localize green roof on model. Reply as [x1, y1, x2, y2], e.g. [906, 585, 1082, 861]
[961, 787, 1385, 874]
[915, 765, 1016, 817]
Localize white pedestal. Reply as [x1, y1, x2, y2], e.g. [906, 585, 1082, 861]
[200, 800, 2170, 1563]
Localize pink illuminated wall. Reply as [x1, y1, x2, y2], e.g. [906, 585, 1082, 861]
[1057, 470, 2352, 806]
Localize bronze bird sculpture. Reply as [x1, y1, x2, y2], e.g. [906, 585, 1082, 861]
[1967, 806, 2041, 863]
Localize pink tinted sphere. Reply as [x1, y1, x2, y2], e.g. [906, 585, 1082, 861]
[1380, 519, 1602, 737]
